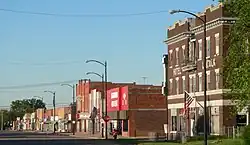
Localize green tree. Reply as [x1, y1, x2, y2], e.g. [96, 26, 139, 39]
[0, 110, 11, 130]
[223, 0, 250, 112]
[10, 98, 46, 120]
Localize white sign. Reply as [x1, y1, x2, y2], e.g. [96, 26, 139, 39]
[122, 93, 127, 105]
[163, 124, 168, 134]
[111, 92, 118, 99]
[111, 100, 118, 107]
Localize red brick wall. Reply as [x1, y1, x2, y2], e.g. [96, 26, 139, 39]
[129, 86, 167, 109]
[125, 85, 168, 137]
[129, 110, 167, 137]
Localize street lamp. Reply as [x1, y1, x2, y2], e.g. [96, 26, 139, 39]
[86, 71, 105, 137]
[61, 83, 76, 135]
[170, 9, 207, 145]
[44, 90, 56, 134]
[86, 59, 108, 139]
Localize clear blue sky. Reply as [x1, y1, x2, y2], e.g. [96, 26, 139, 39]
[0, 0, 218, 107]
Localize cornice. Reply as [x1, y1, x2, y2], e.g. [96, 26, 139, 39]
[165, 17, 237, 45]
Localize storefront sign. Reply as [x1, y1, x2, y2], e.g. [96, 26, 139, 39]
[107, 88, 120, 112]
[107, 86, 129, 112]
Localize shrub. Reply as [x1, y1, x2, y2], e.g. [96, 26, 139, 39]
[242, 125, 250, 145]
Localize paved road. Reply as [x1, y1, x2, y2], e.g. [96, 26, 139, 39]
[0, 131, 137, 145]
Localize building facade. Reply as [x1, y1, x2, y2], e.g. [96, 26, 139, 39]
[75, 79, 141, 133]
[107, 85, 167, 137]
[164, 3, 247, 139]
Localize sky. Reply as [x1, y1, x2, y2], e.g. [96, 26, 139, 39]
[0, 0, 218, 108]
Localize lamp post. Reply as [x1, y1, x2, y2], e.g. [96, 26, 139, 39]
[86, 59, 108, 139]
[32, 96, 44, 131]
[61, 84, 76, 135]
[44, 90, 56, 134]
[1, 110, 3, 131]
[169, 9, 207, 145]
[86, 71, 105, 137]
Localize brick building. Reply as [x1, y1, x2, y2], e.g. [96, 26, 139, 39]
[107, 85, 167, 137]
[164, 3, 247, 139]
[75, 79, 142, 133]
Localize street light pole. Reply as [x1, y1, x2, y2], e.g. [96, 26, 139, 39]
[170, 10, 207, 145]
[86, 59, 108, 139]
[44, 90, 56, 134]
[86, 71, 105, 137]
[61, 83, 76, 135]
[1, 110, 3, 131]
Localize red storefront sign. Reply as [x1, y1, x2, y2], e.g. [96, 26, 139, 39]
[107, 88, 120, 112]
[107, 86, 129, 112]
[120, 86, 128, 111]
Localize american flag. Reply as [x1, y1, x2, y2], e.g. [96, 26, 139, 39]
[181, 91, 194, 115]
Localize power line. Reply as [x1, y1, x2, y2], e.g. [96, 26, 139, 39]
[0, 80, 78, 90]
[0, 8, 169, 17]
[7, 60, 84, 66]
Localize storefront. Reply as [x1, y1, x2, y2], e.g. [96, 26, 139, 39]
[107, 85, 167, 137]
[78, 112, 90, 132]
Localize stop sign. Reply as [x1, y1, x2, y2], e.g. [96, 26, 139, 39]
[103, 115, 110, 122]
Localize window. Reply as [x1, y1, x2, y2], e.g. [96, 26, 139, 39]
[215, 69, 220, 89]
[206, 71, 211, 90]
[169, 50, 173, 66]
[198, 74, 202, 92]
[171, 116, 177, 131]
[182, 76, 186, 92]
[193, 76, 196, 92]
[176, 48, 179, 66]
[215, 33, 220, 55]
[182, 45, 186, 62]
[169, 79, 173, 94]
[171, 109, 177, 131]
[189, 77, 193, 93]
[198, 39, 202, 60]
[206, 37, 211, 57]
[189, 75, 195, 93]
[176, 77, 179, 94]
[236, 115, 247, 126]
[189, 40, 196, 61]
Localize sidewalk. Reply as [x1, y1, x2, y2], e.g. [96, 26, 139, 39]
[60, 131, 150, 140]
[60, 132, 104, 139]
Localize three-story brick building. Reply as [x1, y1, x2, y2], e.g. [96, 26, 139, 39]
[164, 3, 247, 139]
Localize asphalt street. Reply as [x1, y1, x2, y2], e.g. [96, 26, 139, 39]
[0, 131, 137, 145]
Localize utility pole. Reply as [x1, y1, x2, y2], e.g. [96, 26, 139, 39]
[72, 84, 76, 135]
[53, 92, 56, 133]
[60, 83, 76, 135]
[86, 59, 108, 139]
[44, 90, 56, 133]
[141, 76, 148, 84]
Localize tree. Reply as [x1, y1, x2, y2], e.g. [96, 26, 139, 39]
[0, 110, 11, 130]
[10, 98, 46, 120]
[222, 0, 250, 113]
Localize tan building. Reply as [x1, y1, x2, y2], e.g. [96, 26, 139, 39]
[164, 3, 247, 139]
